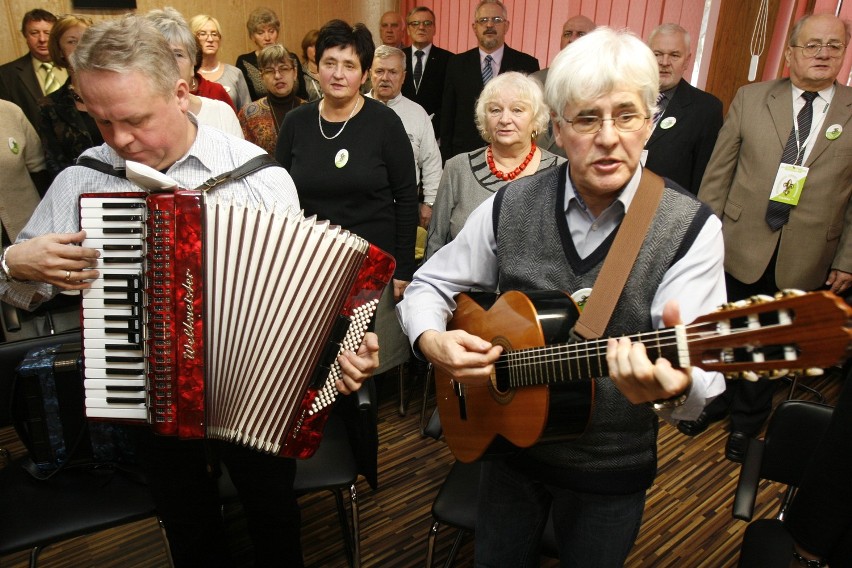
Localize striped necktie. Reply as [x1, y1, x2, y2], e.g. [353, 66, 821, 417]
[41, 62, 60, 95]
[765, 91, 818, 231]
[413, 50, 424, 92]
[482, 55, 494, 85]
[652, 92, 666, 124]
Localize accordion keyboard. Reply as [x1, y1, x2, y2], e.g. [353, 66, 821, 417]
[80, 195, 148, 420]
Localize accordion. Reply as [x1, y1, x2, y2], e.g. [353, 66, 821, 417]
[79, 189, 394, 458]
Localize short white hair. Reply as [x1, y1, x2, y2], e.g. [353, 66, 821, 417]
[545, 27, 659, 121]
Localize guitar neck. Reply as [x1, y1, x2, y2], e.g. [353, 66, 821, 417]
[501, 327, 684, 388]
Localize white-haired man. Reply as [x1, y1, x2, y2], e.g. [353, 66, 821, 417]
[398, 27, 725, 564]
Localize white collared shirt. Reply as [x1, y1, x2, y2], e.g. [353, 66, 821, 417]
[791, 83, 834, 164]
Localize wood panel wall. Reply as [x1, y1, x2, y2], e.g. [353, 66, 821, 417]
[0, 0, 400, 70]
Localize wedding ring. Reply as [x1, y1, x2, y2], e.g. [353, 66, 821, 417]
[64, 270, 71, 282]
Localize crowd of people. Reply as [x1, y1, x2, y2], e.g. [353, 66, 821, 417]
[0, 1, 850, 567]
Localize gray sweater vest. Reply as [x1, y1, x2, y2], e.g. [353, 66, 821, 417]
[493, 163, 711, 494]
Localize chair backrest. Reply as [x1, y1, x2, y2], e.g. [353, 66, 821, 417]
[759, 400, 834, 486]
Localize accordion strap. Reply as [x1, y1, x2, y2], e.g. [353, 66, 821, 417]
[75, 154, 280, 191]
[195, 154, 279, 191]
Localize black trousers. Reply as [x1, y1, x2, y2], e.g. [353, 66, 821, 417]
[133, 429, 303, 567]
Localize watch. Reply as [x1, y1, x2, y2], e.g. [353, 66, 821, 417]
[0, 245, 16, 282]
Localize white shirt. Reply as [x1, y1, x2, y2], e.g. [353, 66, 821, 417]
[791, 84, 834, 164]
[397, 165, 727, 422]
[2, 119, 298, 310]
[197, 98, 244, 139]
[367, 91, 442, 202]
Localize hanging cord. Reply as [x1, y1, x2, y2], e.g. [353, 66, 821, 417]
[749, 0, 769, 81]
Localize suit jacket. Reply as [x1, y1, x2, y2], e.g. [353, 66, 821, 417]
[644, 79, 722, 195]
[440, 45, 539, 162]
[0, 54, 45, 128]
[698, 79, 852, 290]
[401, 45, 452, 139]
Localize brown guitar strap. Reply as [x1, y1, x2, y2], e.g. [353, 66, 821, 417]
[571, 169, 665, 340]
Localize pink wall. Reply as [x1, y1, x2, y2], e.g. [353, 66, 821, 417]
[402, 0, 705, 76]
[401, 0, 852, 87]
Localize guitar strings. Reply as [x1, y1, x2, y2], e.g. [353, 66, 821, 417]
[490, 318, 791, 371]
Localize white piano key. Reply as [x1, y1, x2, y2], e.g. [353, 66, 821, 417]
[85, 367, 145, 379]
[85, 390, 146, 402]
[85, 378, 146, 389]
[83, 307, 139, 319]
[80, 197, 146, 208]
[84, 348, 144, 360]
[81, 217, 144, 230]
[86, 407, 148, 420]
[83, 327, 140, 339]
[81, 228, 144, 239]
[83, 337, 142, 349]
[84, 356, 145, 369]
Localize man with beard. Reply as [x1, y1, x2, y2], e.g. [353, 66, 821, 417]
[440, 0, 539, 162]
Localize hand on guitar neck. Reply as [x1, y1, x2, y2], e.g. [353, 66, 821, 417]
[607, 299, 692, 404]
[418, 299, 691, 404]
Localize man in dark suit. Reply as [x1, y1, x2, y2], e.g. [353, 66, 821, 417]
[0, 9, 65, 127]
[687, 13, 852, 462]
[643, 23, 722, 195]
[440, 0, 539, 162]
[401, 6, 452, 140]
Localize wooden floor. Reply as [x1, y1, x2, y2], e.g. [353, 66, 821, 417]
[0, 369, 843, 568]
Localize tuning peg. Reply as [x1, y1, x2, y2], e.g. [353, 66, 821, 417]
[775, 289, 805, 299]
[747, 294, 775, 305]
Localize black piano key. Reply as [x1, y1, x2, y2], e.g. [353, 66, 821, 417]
[103, 227, 142, 234]
[106, 385, 145, 392]
[103, 256, 143, 264]
[106, 397, 146, 404]
[105, 356, 145, 363]
[103, 244, 143, 251]
[102, 202, 145, 209]
[106, 368, 145, 376]
[106, 343, 142, 350]
[102, 214, 143, 222]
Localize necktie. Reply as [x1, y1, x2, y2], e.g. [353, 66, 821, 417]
[413, 50, 424, 92]
[652, 92, 666, 124]
[41, 62, 60, 95]
[765, 91, 818, 231]
[482, 55, 493, 85]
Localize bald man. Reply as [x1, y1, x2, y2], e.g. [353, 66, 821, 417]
[533, 15, 596, 157]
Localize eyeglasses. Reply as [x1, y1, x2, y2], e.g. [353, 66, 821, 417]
[261, 65, 294, 76]
[561, 113, 649, 134]
[196, 31, 221, 39]
[475, 16, 506, 26]
[408, 20, 434, 28]
[790, 42, 845, 58]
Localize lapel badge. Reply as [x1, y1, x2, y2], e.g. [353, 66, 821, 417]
[825, 124, 842, 140]
[660, 116, 676, 129]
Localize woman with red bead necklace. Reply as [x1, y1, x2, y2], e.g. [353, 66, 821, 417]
[426, 72, 564, 258]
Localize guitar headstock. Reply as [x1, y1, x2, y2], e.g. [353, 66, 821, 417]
[688, 290, 852, 379]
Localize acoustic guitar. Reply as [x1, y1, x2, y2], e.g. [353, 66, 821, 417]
[435, 290, 852, 463]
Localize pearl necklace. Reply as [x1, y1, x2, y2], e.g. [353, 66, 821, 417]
[318, 97, 360, 140]
[487, 141, 537, 181]
[200, 62, 220, 74]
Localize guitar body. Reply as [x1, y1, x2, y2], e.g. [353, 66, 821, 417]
[436, 290, 593, 463]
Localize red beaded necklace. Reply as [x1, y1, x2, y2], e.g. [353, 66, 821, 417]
[487, 141, 537, 181]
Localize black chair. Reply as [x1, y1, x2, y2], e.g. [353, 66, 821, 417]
[734, 400, 834, 568]
[218, 383, 375, 568]
[422, 410, 558, 567]
[0, 332, 169, 568]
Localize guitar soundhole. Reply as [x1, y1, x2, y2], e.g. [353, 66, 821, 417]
[489, 335, 515, 403]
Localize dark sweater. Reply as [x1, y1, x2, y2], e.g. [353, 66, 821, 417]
[494, 163, 711, 494]
[276, 97, 418, 280]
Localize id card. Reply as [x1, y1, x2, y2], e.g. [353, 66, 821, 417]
[769, 163, 808, 206]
